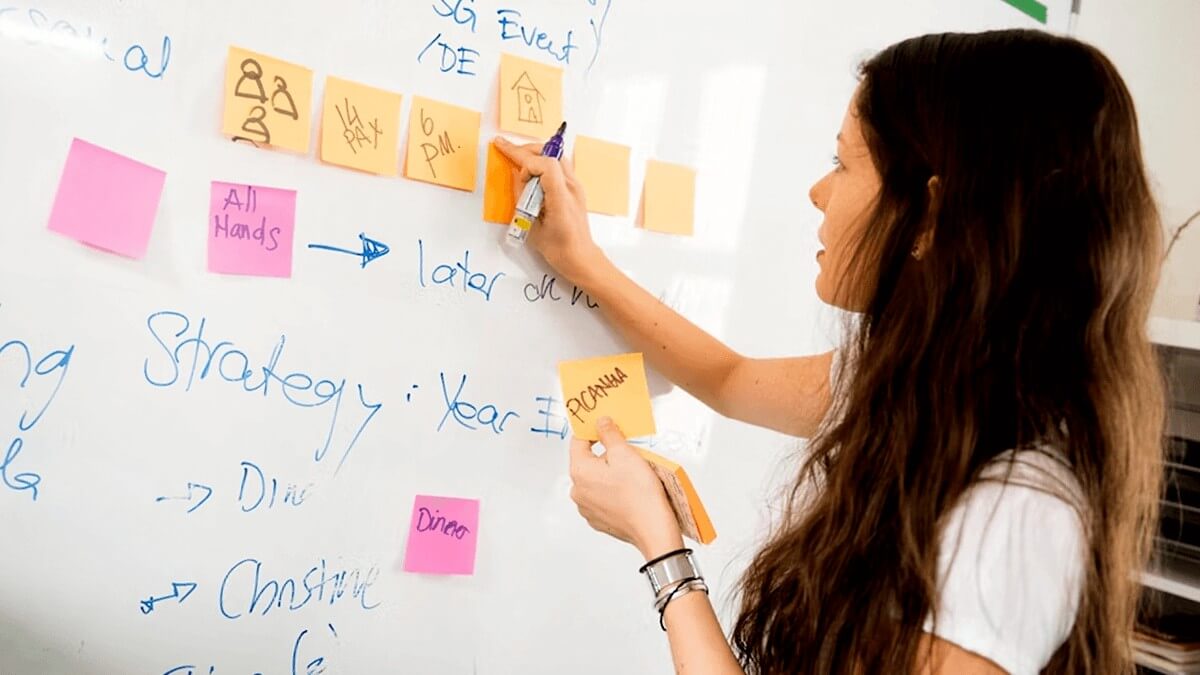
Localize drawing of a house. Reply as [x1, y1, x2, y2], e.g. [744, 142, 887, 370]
[511, 72, 545, 125]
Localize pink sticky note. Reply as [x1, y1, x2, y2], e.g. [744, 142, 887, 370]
[207, 181, 296, 277]
[403, 495, 480, 576]
[47, 138, 166, 258]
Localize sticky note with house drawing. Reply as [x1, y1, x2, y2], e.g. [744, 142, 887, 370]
[558, 352, 656, 441]
[498, 53, 563, 139]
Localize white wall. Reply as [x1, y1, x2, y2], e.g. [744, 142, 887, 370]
[1075, 1, 1200, 319]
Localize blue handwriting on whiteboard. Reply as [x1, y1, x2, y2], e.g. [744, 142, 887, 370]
[162, 622, 338, 675]
[496, 8, 577, 63]
[239, 460, 312, 513]
[291, 623, 339, 675]
[142, 311, 382, 476]
[584, 0, 613, 73]
[433, 0, 477, 32]
[154, 481, 213, 514]
[419, 0, 479, 76]
[139, 581, 197, 614]
[122, 34, 170, 79]
[155, 460, 312, 515]
[0, 6, 171, 80]
[438, 371, 520, 434]
[417, 31, 479, 76]
[219, 557, 379, 620]
[530, 395, 570, 439]
[0, 335, 74, 501]
[307, 232, 390, 268]
[417, 240, 505, 302]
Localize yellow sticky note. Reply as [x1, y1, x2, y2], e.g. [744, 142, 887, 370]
[320, 76, 402, 176]
[483, 142, 517, 224]
[404, 96, 481, 191]
[643, 160, 696, 236]
[221, 46, 313, 153]
[575, 136, 630, 216]
[498, 53, 563, 139]
[558, 353, 656, 441]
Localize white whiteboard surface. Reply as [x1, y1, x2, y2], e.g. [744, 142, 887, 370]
[0, 1, 1176, 673]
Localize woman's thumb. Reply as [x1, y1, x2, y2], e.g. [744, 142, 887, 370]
[595, 417, 629, 452]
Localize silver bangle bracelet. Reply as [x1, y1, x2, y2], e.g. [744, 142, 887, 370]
[654, 577, 708, 613]
[640, 549, 702, 600]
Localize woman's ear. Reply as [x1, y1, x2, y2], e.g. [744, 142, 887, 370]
[913, 176, 941, 259]
[926, 175, 941, 209]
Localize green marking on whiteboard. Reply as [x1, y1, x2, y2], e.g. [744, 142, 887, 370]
[1001, 0, 1048, 23]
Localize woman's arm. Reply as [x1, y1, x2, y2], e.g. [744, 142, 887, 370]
[494, 138, 834, 438]
[571, 423, 745, 675]
[575, 255, 835, 437]
[634, 526, 744, 674]
[917, 635, 1008, 675]
[568, 422, 1008, 675]
[661, 592, 746, 674]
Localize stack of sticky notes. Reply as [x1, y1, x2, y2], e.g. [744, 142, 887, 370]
[558, 352, 716, 544]
[637, 447, 717, 544]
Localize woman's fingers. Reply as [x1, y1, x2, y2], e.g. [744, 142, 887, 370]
[496, 136, 567, 191]
[493, 135, 597, 285]
[560, 156, 585, 200]
[568, 436, 596, 481]
[595, 417, 629, 455]
[494, 137, 543, 163]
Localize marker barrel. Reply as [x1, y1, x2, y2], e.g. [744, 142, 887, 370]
[505, 122, 566, 247]
[506, 176, 545, 246]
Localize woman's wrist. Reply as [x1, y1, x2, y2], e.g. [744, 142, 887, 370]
[555, 243, 611, 291]
[635, 523, 685, 561]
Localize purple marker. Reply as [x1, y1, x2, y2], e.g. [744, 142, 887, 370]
[506, 121, 567, 247]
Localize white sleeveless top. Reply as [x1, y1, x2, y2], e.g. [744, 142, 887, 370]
[924, 448, 1085, 674]
[830, 350, 1086, 674]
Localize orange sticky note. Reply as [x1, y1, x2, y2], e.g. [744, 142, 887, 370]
[483, 142, 517, 224]
[638, 448, 717, 545]
[320, 76, 402, 176]
[404, 96, 481, 191]
[558, 353, 656, 441]
[498, 53, 563, 139]
[221, 46, 313, 153]
[643, 160, 696, 236]
[574, 136, 630, 216]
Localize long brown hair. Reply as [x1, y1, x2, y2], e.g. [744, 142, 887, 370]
[733, 30, 1164, 674]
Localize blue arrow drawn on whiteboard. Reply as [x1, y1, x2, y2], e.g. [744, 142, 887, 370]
[308, 233, 390, 268]
[139, 581, 197, 615]
[154, 482, 212, 514]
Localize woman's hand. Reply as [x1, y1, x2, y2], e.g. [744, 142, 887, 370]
[493, 136, 605, 285]
[568, 417, 684, 560]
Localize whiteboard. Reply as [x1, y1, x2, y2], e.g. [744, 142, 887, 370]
[0, 1, 1104, 673]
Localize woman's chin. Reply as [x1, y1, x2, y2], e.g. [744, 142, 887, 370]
[814, 278, 832, 305]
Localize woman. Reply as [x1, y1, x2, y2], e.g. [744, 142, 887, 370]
[495, 29, 1163, 674]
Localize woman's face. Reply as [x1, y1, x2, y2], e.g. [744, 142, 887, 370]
[809, 95, 882, 312]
